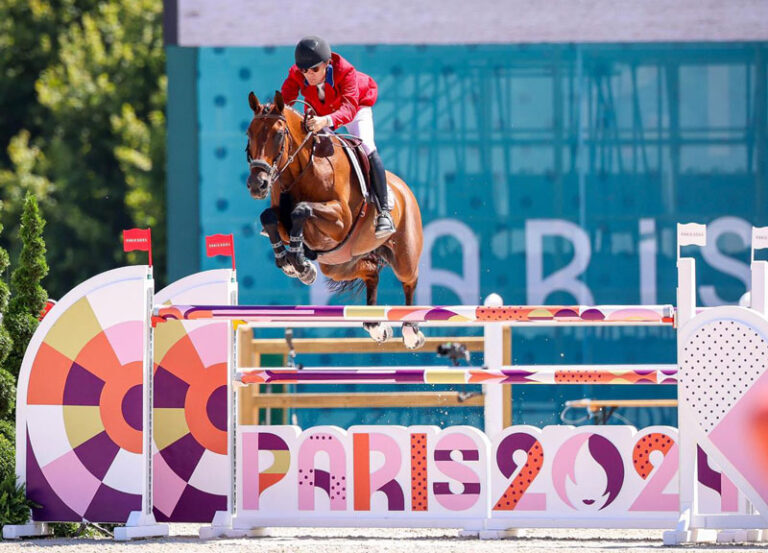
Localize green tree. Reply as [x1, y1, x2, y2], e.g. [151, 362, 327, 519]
[0, 0, 166, 299]
[0, 0, 99, 167]
[6, 195, 49, 378]
[0, 222, 12, 370]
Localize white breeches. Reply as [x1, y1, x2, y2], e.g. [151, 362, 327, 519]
[344, 106, 376, 156]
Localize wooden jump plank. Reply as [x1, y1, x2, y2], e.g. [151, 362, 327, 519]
[566, 399, 678, 412]
[249, 391, 484, 409]
[249, 336, 484, 354]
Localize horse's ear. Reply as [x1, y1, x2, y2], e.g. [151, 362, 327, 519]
[248, 91, 261, 113]
[273, 90, 285, 113]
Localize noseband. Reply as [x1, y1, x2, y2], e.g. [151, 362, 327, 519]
[246, 111, 316, 192]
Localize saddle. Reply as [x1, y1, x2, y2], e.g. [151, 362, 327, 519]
[315, 132, 372, 204]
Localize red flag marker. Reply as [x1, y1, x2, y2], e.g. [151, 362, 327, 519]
[123, 228, 153, 266]
[205, 233, 236, 271]
[39, 299, 57, 321]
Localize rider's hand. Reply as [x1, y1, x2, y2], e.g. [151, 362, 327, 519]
[307, 115, 332, 132]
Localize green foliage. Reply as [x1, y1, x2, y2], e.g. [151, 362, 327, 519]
[0, 473, 39, 527]
[6, 194, 48, 378]
[4, 315, 38, 379]
[51, 522, 83, 537]
[0, 0, 166, 299]
[0, 223, 12, 369]
[0, 434, 14, 485]
[0, 420, 15, 443]
[0, 370, 15, 421]
[9, 194, 48, 316]
[0, 0, 100, 167]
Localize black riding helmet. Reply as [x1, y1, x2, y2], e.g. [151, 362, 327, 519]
[294, 36, 331, 70]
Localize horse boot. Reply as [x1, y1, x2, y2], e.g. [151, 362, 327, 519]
[367, 151, 395, 239]
[260, 208, 297, 278]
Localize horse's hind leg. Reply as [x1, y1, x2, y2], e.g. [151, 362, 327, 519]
[390, 250, 425, 350]
[357, 260, 393, 343]
[401, 279, 425, 350]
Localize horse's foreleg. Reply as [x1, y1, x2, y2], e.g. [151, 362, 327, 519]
[260, 208, 297, 278]
[286, 200, 350, 286]
[286, 202, 318, 285]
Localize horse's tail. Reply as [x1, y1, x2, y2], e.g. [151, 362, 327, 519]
[326, 278, 367, 298]
[325, 247, 393, 299]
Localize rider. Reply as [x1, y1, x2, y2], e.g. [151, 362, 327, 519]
[280, 35, 395, 239]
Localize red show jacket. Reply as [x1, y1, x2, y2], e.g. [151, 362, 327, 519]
[281, 52, 378, 128]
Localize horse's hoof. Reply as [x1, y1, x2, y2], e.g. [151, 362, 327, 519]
[279, 262, 298, 278]
[363, 322, 393, 343]
[402, 324, 426, 350]
[298, 262, 317, 285]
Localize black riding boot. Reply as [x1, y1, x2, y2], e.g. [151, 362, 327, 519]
[367, 150, 395, 239]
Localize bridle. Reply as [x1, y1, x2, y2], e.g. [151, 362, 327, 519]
[246, 107, 317, 192]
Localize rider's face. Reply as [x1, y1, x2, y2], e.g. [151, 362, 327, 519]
[302, 62, 328, 86]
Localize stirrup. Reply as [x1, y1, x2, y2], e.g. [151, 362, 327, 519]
[374, 212, 395, 239]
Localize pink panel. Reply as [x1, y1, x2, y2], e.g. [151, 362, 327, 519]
[103, 321, 143, 366]
[298, 433, 347, 511]
[153, 452, 188, 517]
[188, 324, 228, 369]
[433, 432, 482, 511]
[42, 451, 101, 516]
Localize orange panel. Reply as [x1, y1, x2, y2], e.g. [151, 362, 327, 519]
[27, 343, 74, 405]
[353, 433, 371, 511]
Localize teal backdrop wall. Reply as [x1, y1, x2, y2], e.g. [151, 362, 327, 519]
[167, 42, 768, 429]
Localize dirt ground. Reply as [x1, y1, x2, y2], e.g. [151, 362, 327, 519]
[2, 526, 767, 552]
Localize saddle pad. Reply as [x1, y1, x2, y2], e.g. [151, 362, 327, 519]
[340, 139, 370, 203]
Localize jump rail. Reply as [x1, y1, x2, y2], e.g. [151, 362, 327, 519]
[236, 365, 678, 385]
[153, 303, 676, 325]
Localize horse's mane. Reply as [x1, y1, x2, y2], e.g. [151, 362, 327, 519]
[259, 102, 301, 119]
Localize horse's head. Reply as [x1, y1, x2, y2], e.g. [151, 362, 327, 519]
[245, 90, 289, 199]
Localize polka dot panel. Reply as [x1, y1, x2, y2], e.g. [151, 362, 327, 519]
[680, 320, 768, 433]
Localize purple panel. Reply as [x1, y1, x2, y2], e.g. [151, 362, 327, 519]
[314, 469, 331, 494]
[393, 370, 427, 383]
[159, 432, 205, 481]
[122, 384, 143, 431]
[698, 445, 722, 494]
[63, 362, 105, 406]
[587, 434, 624, 509]
[259, 432, 289, 451]
[154, 365, 190, 408]
[155, 485, 227, 523]
[206, 385, 227, 432]
[496, 432, 538, 478]
[26, 434, 80, 522]
[378, 479, 405, 511]
[434, 449, 479, 461]
[580, 309, 606, 321]
[434, 481, 481, 495]
[73, 430, 120, 480]
[306, 306, 345, 318]
[423, 308, 460, 321]
[83, 483, 141, 523]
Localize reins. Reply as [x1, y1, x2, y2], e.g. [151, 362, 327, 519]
[246, 109, 316, 192]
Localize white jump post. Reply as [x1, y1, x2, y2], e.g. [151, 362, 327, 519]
[114, 268, 168, 541]
[666, 222, 707, 545]
[482, 293, 505, 440]
[751, 226, 768, 316]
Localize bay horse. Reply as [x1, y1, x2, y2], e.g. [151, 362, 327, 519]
[245, 91, 425, 349]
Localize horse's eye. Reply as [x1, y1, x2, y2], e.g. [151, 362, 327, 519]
[273, 131, 284, 145]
